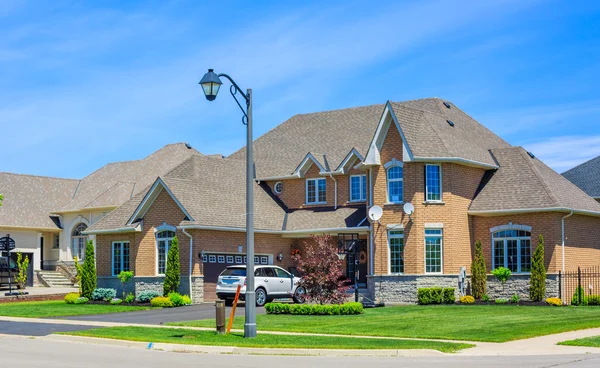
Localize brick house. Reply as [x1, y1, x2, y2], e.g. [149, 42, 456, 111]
[4, 98, 600, 303]
[563, 155, 600, 203]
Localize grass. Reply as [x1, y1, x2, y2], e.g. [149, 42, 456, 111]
[558, 336, 600, 348]
[169, 305, 600, 343]
[0, 300, 151, 318]
[58, 326, 473, 352]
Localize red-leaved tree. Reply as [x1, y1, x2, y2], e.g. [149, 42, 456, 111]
[292, 235, 349, 304]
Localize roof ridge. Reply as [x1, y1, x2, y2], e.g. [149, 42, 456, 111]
[515, 147, 561, 207]
[563, 154, 600, 175]
[0, 172, 79, 181]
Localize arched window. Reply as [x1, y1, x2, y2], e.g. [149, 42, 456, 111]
[387, 166, 403, 203]
[492, 228, 532, 273]
[71, 223, 88, 260]
[156, 230, 176, 275]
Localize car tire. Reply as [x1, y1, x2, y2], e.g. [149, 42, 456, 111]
[255, 288, 267, 307]
[293, 286, 306, 304]
[224, 299, 233, 307]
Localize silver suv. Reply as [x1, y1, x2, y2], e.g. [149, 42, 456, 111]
[216, 265, 305, 307]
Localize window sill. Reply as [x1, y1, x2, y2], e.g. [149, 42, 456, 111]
[348, 199, 367, 203]
[304, 202, 327, 206]
[423, 201, 445, 205]
[384, 202, 404, 206]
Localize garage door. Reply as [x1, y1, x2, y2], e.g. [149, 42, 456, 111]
[203, 253, 272, 300]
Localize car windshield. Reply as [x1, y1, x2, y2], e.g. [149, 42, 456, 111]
[220, 268, 246, 277]
[0, 258, 17, 269]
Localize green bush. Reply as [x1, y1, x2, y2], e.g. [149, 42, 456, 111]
[417, 288, 432, 305]
[511, 294, 520, 304]
[74, 297, 89, 304]
[64, 293, 80, 304]
[163, 236, 180, 296]
[264, 302, 363, 315]
[492, 267, 512, 285]
[495, 298, 509, 304]
[530, 234, 546, 301]
[81, 240, 97, 299]
[136, 290, 160, 303]
[118, 271, 134, 300]
[125, 293, 135, 304]
[151, 296, 174, 307]
[571, 287, 588, 306]
[430, 287, 443, 304]
[168, 292, 192, 307]
[443, 288, 455, 304]
[91, 288, 117, 301]
[471, 240, 487, 299]
[110, 298, 123, 305]
[588, 295, 600, 306]
[182, 295, 192, 305]
[482, 294, 490, 302]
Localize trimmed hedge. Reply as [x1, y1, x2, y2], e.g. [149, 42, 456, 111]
[588, 295, 600, 306]
[265, 302, 363, 315]
[418, 287, 456, 305]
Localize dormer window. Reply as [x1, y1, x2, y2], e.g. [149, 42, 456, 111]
[306, 178, 326, 204]
[387, 166, 403, 203]
[350, 174, 367, 202]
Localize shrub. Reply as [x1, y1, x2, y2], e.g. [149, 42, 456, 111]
[495, 298, 509, 304]
[151, 296, 174, 307]
[482, 294, 490, 302]
[530, 234, 546, 301]
[588, 295, 600, 306]
[117, 271, 134, 300]
[443, 288, 455, 304]
[546, 297, 562, 306]
[125, 293, 135, 304]
[264, 302, 363, 315]
[168, 292, 191, 307]
[64, 293, 80, 304]
[430, 287, 443, 304]
[137, 290, 160, 303]
[91, 288, 117, 301]
[491, 267, 512, 285]
[182, 295, 192, 305]
[571, 287, 588, 306]
[511, 294, 520, 304]
[163, 236, 181, 296]
[74, 297, 89, 304]
[417, 288, 432, 305]
[81, 240, 97, 299]
[15, 252, 30, 291]
[110, 298, 123, 305]
[471, 240, 487, 299]
[459, 296, 474, 304]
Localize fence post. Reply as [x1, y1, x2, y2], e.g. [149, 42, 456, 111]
[578, 267, 582, 305]
[558, 270, 562, 302]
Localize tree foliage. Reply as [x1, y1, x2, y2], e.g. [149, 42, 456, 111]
[292, 235, 349, 304]
[118, 270, 134, 299]
[16, 252, 29, 291]
[0, 194, 3, 206]
[81, 240, 97, 299]
[163, 236, 180, 296]
[530, 234, 547, 301]
[471, 240, 487, 299]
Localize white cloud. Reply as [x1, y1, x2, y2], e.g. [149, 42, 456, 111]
[522, 135, 600, 173]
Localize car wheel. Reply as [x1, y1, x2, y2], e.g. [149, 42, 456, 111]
[224, 299, 233, 307]
[255, 288, 267, 307]
[293, 286, 306, 304]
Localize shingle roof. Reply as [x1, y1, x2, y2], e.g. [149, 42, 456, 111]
[285, 207, 366, 231]
[563, 155, 600, 199]
[470, 147, 600, 213]
[57, 143, 202, 212]
[0, 173, 79, 229]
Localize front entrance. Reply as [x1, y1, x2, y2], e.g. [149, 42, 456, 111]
[202, 253, 272, 300]
[346, 240, 368, 288]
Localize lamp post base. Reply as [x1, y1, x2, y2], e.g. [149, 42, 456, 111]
[244, 290, 257, 338]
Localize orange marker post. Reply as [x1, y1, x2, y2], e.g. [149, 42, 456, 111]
[226, 283, 242, 334]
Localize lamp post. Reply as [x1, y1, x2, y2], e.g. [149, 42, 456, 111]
[199, 69, 256, 338]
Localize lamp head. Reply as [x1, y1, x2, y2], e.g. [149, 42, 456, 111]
[199, 69, 222, 101]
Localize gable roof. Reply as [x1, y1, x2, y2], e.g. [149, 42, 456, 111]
[469, 147, 600, 215]
[0, 173, 79, 230]
[563, 155, 600, 199]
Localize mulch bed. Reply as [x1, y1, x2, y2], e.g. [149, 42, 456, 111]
[87, 300, 151, 306]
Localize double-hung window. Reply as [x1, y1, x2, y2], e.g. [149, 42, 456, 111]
[112, 241, 130, 276]
[387, 166, 403, 203]
[156, 230, 175, 275]
[350, 174, 367, 202]
[306, 178, 326, 204]
[388, 230, 404, 273]
[425, 164, 442, 202]
[492, 229, 531, 273]
[425, 229, 443, 273]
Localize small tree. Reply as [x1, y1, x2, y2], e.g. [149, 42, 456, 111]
[471, 240, 487, 299]
[163, 236, 180, 296]
[15, 252, 29, 292]
[530, 234, 546, 301]
[73, 256, 83, 294]
[81, 240, 97, 299]
[292, 235, 349, 304]
[0, 194, 3, 206]
[492, 267, 512, 293]
[118, 271, 134, 299]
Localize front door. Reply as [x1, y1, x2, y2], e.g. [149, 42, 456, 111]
[40, 237, 44, 270]
[346, 240, 368, 287]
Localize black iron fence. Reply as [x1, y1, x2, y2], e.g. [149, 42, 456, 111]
[559, 266, 600, 305]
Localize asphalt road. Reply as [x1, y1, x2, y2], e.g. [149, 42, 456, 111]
[1, 335, 600, 368]
[0, 321, 91, 336]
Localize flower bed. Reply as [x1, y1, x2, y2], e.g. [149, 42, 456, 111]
[64, 288, 192, 307]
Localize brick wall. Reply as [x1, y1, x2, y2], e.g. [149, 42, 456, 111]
[563, 214, 600, 270]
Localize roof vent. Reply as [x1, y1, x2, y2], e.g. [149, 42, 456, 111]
[443, 101, 451, 109]
[527, 151, 535, 159]
[185, 143, 192, 149]
[446, 119, 455, 127]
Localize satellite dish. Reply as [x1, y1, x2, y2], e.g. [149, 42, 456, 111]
[403, 202, 415, 216]
[368, 206, 383, 222]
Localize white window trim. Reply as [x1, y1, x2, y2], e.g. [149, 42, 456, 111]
[491, 228, 532, 274]
[386, 164, 404, 204]
[349, 174, 367, 202]
[155, 229, 175, 276]
[424, 229, 443, 274]
[274, 181, 283, 194]
[111, 241, 130, 276]
[489, 223, 532, 233]
[305, 178, 327, 205]
[388, 230, 405, 275]
[425, 164, 443, 202]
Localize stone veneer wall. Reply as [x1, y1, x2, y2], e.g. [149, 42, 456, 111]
[368, 274, 559, 304]
[98, 276, 204, 304]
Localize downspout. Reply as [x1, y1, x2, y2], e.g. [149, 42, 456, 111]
[182, 228, 194, 301]
[329, 173, 338, 209]
[561, 210, 574, 302]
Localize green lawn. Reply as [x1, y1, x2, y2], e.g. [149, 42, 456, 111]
[558, 336, 600, 348]
[169, 305, 600, 343]
[58, 326, 472, 352]
[0, 300, 151, 318]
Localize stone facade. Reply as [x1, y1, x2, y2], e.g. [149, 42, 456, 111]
[98, 275, 205, 304]
[484, 274, 559, 301]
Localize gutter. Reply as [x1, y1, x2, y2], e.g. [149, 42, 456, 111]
[255, 174, 301, 182]
[410, 156, 498, 170]
[561, 210, 574, 303]
[83, 226, 140, 235]
[468, 207, 600, 217]
[182, 228, 194, 301]
[329, 173, 338, 209]
[178, 224, 370, 235]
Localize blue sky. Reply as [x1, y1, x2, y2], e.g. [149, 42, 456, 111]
[1, 0, 600, 178]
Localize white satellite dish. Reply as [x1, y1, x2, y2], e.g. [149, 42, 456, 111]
[368, 205, 383, 222]
[403, 202, 415, 217]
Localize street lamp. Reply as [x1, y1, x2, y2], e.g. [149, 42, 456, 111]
[199, 68, 256, 338]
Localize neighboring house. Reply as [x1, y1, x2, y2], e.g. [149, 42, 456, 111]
[82, 98, 600, 304]
[0, 143, 202, 286]
[563, 155, 600, 203]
